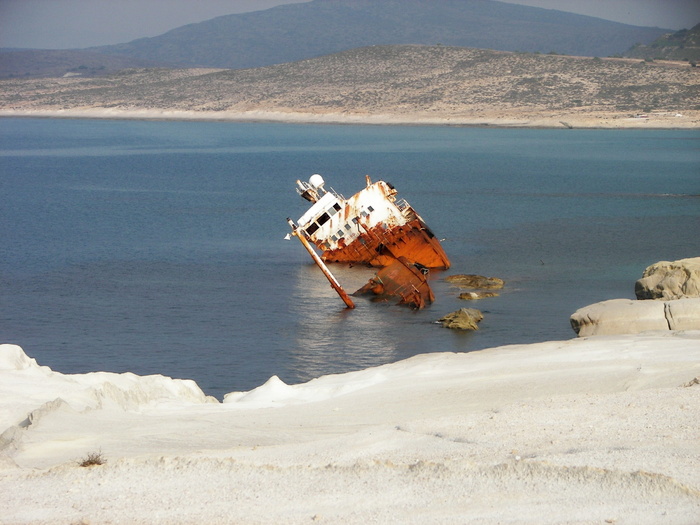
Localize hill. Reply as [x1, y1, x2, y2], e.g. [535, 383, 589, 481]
[625, 23, 700, 63]
[2, 45, 698, 127]
[0, 49, 167, 79]
[86, 0, 669, 70]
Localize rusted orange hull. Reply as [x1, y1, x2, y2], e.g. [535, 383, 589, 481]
[354, 256, 435, 309]
[318, 218, 450, 270]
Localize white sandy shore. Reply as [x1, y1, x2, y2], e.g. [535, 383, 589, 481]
[2, 332, 700, 524]
[2, 107, 699, 129]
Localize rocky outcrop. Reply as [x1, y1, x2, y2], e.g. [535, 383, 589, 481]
[570, 298, 700, 337]
[437, 308, 484, 331]
[571, 299, 665, 337]
[571, 257, 700, 337]
[664, 298, 700, 331]
[635, 257, 700, 300]
[446, 275, 504, 290]
[570, 297, 700, 337]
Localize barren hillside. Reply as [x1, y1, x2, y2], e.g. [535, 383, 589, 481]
[2, 46, 698, 127]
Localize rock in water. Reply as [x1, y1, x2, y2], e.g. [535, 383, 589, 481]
[445, 274, 504, 289]
[458, 291, 499, 300]
[635, 257, 700, 300]
[438, 308, 484, 330]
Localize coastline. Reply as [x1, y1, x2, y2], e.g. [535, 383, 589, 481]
[2, 332, 700, 524]
[2, 104, 698, 522]
[2, 107, 699, 129]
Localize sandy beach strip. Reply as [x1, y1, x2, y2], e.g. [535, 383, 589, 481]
[2, 107, 699, 129]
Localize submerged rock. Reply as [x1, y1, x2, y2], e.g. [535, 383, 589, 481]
[458, 291, 499, 300]
[445, 274, 504, 290]
[635, 257, 700, 300]
[438, 308, 484, 330]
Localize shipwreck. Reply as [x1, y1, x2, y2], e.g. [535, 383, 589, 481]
[287, 174, 450, 309]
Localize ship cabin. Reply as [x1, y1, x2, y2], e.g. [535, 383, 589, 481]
[296, 180, 410, 253]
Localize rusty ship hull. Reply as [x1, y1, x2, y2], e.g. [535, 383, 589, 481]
[354, 256, 436, 310]
[323, 218, 449, 269]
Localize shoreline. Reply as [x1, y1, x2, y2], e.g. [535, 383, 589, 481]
[2, 333, 700, 523]
[2, 108, 699, 129]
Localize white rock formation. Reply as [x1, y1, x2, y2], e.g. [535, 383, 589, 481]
[666, 297, 700, 330]
[3, 337, 700, 523]
[571, 257, 700, 337]
[570, 297, 700, 337]
[635, 257, 700, 300]
[571, 299, 666, 337]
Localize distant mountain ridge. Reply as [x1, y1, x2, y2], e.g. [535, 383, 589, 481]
[625, 23, 700, 63]
[85, 0, 668, 69]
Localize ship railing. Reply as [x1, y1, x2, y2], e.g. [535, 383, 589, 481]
[327, 187, 344, 200]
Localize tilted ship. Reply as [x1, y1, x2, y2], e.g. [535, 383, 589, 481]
[287, 174, 450, 309]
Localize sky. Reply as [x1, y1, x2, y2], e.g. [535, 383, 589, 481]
[1, 0, 698, 50]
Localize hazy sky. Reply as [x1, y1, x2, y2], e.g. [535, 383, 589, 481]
[1, 0, 698, 50]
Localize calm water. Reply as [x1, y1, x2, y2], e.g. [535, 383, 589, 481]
[1, 118, 698, 399]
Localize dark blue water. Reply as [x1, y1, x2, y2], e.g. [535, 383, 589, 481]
[1, 118, 698, 399]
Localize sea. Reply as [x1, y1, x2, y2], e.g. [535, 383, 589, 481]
[1, 118, 698, 400]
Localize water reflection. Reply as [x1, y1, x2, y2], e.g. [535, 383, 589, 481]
[286, 262, 403, 382]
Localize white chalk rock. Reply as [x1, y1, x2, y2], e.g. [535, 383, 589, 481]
[665, 298, 700, 331]
[635, 257, 700, 300]
[570, 299, 667, 337]
[570, 298, 700, 337]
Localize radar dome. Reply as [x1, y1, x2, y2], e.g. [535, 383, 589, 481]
[309, 174, 325, 189]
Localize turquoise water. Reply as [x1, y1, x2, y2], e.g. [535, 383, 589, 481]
[1, 118, 698, 398]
